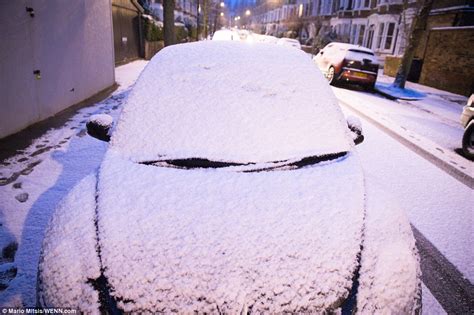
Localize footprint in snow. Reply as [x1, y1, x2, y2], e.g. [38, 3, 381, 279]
[0, 241, 18, 291]
[15, 192, 28, 203]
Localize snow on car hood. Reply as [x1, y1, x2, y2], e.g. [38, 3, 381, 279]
[110, 41, 352, 163]
[96, 151, 365, 312]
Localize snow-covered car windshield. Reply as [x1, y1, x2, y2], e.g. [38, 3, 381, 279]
[110, 41, 352, 163]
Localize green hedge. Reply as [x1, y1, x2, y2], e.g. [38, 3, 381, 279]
[176, 24, 188, 42]
[143, 18, 193, 43]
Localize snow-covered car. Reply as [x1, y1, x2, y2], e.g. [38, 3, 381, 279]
[276, 37, 302, 49]
[258, 34, 279, 44]
[37, 41, 420, 313]
[461, 94, 474, 159]
[212, 29, 241, 41]
[313, 42, 379, 89]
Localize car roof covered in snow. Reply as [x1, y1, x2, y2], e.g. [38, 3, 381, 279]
[111, 41, 352, 163]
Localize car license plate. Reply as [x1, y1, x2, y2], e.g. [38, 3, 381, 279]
[353, 72, 368, 78]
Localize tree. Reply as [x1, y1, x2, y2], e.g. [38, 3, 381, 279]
[163, 0, 176, 46]
[392, 0, 434, 89]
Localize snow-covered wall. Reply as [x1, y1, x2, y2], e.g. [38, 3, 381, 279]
[0, 0, 115, 139]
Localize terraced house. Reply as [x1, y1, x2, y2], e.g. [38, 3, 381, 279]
[251, 0, 474, 95]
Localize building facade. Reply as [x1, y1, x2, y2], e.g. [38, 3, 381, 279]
[251, 0, 473, 61]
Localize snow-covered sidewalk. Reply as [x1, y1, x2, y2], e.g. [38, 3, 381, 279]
[332, 71, 473, 185]
[0, 60, 148, 307]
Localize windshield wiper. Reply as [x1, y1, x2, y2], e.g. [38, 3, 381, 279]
[140, 152, 347, 171]
[243, 152, 347, 172]
[140, 158, 250, 169]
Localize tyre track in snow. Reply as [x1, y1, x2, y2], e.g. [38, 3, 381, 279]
[411, 225, 474, 314]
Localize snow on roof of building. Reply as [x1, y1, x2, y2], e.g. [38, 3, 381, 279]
[111, 41, 352, 163]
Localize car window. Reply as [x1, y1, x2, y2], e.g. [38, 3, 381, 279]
[348, 49, 374, 56]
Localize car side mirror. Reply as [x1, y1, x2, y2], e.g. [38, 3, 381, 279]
[347, 116, 364, 145]
[86, 114, 113, 142]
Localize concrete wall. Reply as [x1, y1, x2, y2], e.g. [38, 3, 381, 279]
[0, 0, 115, 139]
[419, 27, 474, 96]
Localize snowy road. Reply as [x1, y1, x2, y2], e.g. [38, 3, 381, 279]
[339, 94, 473, 314]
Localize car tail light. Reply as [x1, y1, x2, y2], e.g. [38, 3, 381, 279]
[342, 59, 355, 67]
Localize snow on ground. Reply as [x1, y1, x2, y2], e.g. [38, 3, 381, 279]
[422, 283, 446, 315]
[332, 83, 472, 179]
[0, 60, 147, 306]
[340, 105, 473, 284]
[334, 71, 470, 160]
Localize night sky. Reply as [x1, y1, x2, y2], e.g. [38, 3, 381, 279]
[227, 0, 256, 12]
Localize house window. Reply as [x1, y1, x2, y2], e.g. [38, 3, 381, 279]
[366, 24, 375, 49]
[358, 25, 365, 45]
[376, 23, 384, 49]
[384, 22, 396, 50]
[351, 25, 358, 44]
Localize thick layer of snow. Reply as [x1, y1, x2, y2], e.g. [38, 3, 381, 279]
[344, 50, 378, 64]
[277, 38, 301, 49]
[37, 174, 101, 313]
[357, 181, 421, 313]
[111, 41, 351, 163]
[340, 105, 474, 283]
[212, 29, 241, 41]
[89, 114, 113, 127]
[97, 151, 365, 312]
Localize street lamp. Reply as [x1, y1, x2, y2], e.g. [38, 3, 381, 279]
[245, 9, 251, 16]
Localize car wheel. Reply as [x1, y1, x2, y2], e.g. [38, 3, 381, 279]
[326, 66, 337, 85]
[462, 120, 474, 159]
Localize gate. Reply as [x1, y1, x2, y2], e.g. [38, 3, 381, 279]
[112, 0, 143, 65]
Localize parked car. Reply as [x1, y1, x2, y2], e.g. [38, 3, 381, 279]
[276, 37, 301, 49]
[258, 34, 279, 44]
[313, 42, 379, 89]
[37, 41, 420, 313]
[212, 29, 241, 41]
[461, 94, 474, 159]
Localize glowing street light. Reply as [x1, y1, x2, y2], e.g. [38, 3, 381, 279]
[245, 9, 251, 16]
[220, 12, 224, 17]
[220, 2, 225, 8]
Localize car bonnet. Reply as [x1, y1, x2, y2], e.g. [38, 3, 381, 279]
[95, 151, 365, 312]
